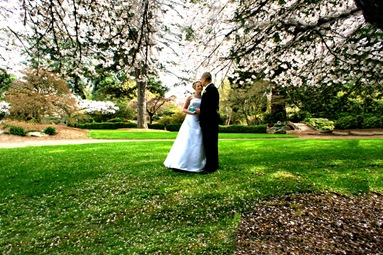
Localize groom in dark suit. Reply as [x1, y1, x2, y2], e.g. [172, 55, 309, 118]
[198, 72, 219, 173]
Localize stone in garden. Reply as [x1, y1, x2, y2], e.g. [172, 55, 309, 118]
[26, 132, 47, 137]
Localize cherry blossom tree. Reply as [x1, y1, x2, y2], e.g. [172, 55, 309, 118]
[227, 0, 383, 117]
[1, 0, 191, 128]
[166, 0, 236, 88]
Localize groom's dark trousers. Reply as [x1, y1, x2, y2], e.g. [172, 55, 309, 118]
[200, 83, 219, 172]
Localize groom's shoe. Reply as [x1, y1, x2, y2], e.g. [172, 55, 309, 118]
[200, 168, 216, 174]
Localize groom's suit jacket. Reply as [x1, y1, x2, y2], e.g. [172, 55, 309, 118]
[200, 83, 219, 129]
[200, 83, 219, 171]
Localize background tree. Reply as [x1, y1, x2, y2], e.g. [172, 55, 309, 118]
[223, 74, 270, 125]
[0, 68, 15, 99]
[91, 72, 136, 101]
[145, 78, 171, 124]
[5, 70, 77, 123]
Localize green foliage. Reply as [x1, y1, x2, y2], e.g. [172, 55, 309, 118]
[263, 112, 287, 126]
[113, 102, 134, 120]
[77, 122, 137, 129]
[42, 126, 57, 135]
[0, 69, 16, 99]
[286, 81, 383, 120]
[335, 115, 360, 129]
[148, 123, 166, 130]
[335, 114, 383, 129]
[158, 112, 186, 125]
[66, 113, 94, 127]
[287, 110, 311, 123]
[91, 72, 136, 101]
[304, 118, 335, 131]
[9, 126, 26, 136]
[157, 116, 172, 125]
[363, 116, 383, 128]
[165, 123, 182, 131]
[92, 113, 113, 123]
[107, 117, 123, 122]
[219, 124, 267, 133]
[222, 76, 270, 126]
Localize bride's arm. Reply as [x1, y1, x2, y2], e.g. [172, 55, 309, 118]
[182, 96, 196, 114]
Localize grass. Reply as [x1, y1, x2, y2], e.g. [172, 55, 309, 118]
[1, 136, 382, 254]
[88, 129, 297, 140]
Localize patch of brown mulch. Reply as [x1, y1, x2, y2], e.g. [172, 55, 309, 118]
[0, 121, 89, 142]
[235, 192, 383, 254]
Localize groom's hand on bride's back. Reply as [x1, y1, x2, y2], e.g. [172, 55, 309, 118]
[195, 108, 200, 114]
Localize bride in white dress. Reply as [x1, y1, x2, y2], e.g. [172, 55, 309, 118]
[164, 81, 206, 172]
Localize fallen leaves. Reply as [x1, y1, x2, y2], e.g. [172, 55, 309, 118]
[235, 192, 383, 254]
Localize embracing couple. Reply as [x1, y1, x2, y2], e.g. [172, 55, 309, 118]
[164, 72, 219, 174]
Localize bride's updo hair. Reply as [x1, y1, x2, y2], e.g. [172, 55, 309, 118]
[192, 81, 201, 90]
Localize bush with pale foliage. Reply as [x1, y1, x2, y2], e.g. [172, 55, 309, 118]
[5, 70, 77, 123]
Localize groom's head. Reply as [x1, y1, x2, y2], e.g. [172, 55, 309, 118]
[200, 72, 212, 87]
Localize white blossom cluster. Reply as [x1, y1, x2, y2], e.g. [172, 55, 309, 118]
[168, 0, 236, 84]
[0, 101, 10, 116]
[230, 0, 383, 89]
[77, 100, 119, 115]
[0, 0, 180, 83]
[0, 0, 26, 72]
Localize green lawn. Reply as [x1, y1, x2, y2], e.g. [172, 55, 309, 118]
[1, 137, 382, 254]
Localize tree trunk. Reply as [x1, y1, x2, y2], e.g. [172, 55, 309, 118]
[136, 65, 148, 129]
[271, 85, 286, 121]
[148, 112, 154, 124]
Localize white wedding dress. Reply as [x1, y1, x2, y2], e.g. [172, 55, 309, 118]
[164, 98, 206, 172]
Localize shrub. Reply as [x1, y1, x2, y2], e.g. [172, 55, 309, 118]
[219, 125, 267, 133]
[77, 122, 137, 129]
[165, 124, 182, 131]
[66, 113, 94, 127]
[158, 112, 185, 125]
[304, 118, 334, 131]
[114, 103, 134, 120]
[335, 116, 359, 129]
[363, 116, 383, 128]
[43, 126, 57, 135]
[10, 126, 26, 136]
[5, 70, 77, 123]
[148, 123, 166, 130]
[107, 117, 123, 123]
[287, 111, 311, 123]
[157, 116, 173, 125]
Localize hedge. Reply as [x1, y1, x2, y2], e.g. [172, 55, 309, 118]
[165, 124, 182, 131]
[75, 122, 267, 133]
[162, 124, 267, 133]
[219, 124, 267, 133]
[77, 122, 137, 129]
[148, 123, 166, 130]
[335, 115, 383, 129]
